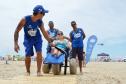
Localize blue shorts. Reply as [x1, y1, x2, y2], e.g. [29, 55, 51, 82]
[23, 38, 42, 56]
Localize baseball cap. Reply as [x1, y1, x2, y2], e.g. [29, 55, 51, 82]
[33, 5, 48, 13]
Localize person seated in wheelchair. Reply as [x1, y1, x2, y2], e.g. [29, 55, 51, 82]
[50, 31, 71, 57]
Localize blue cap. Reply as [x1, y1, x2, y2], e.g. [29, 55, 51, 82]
[33, 5, 48, 13]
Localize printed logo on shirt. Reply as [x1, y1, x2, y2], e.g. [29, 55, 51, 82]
[74, 33, 81, 38]
[28, 29, 37, 36]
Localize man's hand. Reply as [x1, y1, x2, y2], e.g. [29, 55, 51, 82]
[49, 42, 55, 47]
[14, 43, 20, 53]
[14, 18, 25, 53]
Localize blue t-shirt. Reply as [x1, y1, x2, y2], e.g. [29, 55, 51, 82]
[70, 28, 85, 48]
[24, 15, 43, 40]
[47, 28, 59, 38]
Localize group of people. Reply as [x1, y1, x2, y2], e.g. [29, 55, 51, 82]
[14, 5, 85, 76]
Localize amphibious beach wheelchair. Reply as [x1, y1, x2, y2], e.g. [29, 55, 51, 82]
[42, 47, 77, 75]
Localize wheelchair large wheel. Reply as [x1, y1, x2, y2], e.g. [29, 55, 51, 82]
[42, 64, 50, 73]
[52, 64, 61, 75]
[69, 58, 77, 74]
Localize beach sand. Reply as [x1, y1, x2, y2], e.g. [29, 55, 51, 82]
[0, 61, 126, 84]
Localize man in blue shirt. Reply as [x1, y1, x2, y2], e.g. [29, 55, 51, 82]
[69, 21, 86, 73]
[14, 5, 51, 76]
[46, 21, 59, 53]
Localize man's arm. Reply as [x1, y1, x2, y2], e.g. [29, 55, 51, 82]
[80, 29, 86, 40]
[40, 23, 52, 43]
[69, 32, 72, 42]
[14, 18, 25, 52]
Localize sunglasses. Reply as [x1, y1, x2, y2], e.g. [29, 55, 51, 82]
[57, 34, 61, 35]
[40, 12, 45, 16]
[71, 23, 76, 25]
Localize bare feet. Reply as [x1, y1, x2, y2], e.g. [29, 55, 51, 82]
[37, 72, 43, 77]
[25, 72, 30, 76]
[83, 63, 86, 67]
[79, 71, 83, 75]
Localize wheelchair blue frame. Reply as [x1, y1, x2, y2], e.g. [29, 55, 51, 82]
[44, 53, 65, 64]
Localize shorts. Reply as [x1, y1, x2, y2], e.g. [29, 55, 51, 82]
[23, 38, 42, 56]
[71, 47, 84, 61]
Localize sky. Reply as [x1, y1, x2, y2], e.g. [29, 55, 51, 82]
[0, 0, 126, 59]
